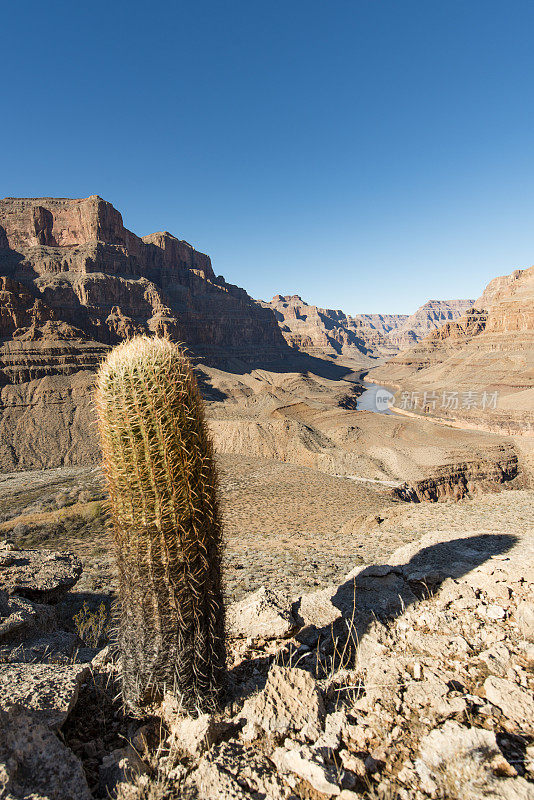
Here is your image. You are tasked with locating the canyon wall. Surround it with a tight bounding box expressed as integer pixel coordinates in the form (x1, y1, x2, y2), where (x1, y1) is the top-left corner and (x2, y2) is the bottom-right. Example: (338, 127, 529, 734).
(261, 295, 473, 361)
(0, 196, 290, 469)
(371, 266, 534, 435)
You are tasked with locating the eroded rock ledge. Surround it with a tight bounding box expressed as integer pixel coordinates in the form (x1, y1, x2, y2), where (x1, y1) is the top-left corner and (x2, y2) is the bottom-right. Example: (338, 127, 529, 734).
(1, 515, 533, 799)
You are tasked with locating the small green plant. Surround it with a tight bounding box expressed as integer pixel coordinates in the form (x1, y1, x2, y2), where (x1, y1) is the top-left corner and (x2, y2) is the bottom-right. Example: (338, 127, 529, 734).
(73, 602, 109, 648)
(94, 336, 225, 709)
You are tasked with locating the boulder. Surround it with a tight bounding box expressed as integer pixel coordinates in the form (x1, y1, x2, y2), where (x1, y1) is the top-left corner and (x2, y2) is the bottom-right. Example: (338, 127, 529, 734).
(0, 545, 82, 602)
(227, 586, 296, 640)
(192, 740, 290, 800)
(0, 591, 55, 642)
(240, 665, 324, 742)
(272, 742, 340, 796)
(416, 720, 533, 800)
(484, 676, 534, 733)
(0, 630, 77, 663)
(294, 563, 415, 629)
(0, 705, 91, 800)
(0, 662, 89, 730)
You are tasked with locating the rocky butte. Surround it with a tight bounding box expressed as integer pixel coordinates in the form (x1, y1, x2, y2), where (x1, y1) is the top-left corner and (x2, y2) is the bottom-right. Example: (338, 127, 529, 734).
(0, 196, 289, 469)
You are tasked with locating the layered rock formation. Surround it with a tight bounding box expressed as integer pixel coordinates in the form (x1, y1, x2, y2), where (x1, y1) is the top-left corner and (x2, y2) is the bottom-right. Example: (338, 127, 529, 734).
(0, 196, 286, 360)
(371, 266, 534, 435)
(0, 196, 289, 469)
(261, 295, 405, 360)
(262, 295, 473, 360)
(388, 298, 475, 350)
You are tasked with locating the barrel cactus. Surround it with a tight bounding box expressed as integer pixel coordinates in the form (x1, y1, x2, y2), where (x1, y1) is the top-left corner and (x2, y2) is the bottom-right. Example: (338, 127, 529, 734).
(94, 336, 225, 708)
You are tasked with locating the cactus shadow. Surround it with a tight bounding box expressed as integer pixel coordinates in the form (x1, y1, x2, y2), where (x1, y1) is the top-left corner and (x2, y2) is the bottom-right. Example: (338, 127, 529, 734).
(228, 532, 518, 701)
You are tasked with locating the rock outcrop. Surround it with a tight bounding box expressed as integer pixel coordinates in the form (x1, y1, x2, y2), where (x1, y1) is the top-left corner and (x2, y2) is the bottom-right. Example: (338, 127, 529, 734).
(371, 265, 534, 435)
(0, 196, 289, 470)
(0, 544, 92, 799)
(2, 488, 534, 799)
(261, 294, 473, 360)
(0, 545, 82, 602)
(123, 511, 534, 800)
(0, 706, 92, 800)
(388, 298, 475, 350)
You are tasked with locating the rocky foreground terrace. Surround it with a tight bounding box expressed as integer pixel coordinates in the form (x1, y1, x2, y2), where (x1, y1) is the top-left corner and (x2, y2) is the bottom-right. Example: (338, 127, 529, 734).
(0, 483, 533, 799)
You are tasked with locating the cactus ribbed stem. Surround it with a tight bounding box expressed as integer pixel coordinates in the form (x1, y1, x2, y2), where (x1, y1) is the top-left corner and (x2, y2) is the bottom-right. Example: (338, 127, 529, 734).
(94, 336, 225, 708)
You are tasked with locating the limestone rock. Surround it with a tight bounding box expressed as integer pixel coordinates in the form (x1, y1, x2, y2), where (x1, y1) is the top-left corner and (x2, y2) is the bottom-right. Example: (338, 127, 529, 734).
(484, 676, 534, 733)
(227, 586, 296, 640)
(403, 671, 466, 719)
(361, 654, 403, 712)
(435, 577, 478, 610)
(0, 705, 91, 800)
(314, 711, 347, 754)
(0, 591, 55, 642)
(0, 662, 89, 730)
(193, 740, 290, 800)
(240, 665, 324, 742)
(99, 745, 149, 797)
(272, 743, 340, 796)
(417, 720, 534, 800)
(168, 712, 231, 758)
(514, 600, 534, 641)
(0, 630, 77, 663)
(294, 563, 415, 629)
(518, 640, 534, 668)
(0, 546, 82, 602)
(478, 643, 514, 677)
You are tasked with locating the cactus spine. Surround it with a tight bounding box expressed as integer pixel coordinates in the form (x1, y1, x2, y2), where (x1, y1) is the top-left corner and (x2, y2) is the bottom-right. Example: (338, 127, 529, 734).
(94, 336, 225, 708)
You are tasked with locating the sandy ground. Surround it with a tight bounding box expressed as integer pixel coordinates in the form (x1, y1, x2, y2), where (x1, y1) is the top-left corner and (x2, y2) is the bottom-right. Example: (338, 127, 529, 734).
(1, 455, 531, 611)
(0, 456, 403, 604)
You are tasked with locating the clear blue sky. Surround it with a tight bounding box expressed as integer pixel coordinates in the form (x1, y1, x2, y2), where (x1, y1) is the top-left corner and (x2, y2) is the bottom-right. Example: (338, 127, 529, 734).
(2, 1, 534, 313)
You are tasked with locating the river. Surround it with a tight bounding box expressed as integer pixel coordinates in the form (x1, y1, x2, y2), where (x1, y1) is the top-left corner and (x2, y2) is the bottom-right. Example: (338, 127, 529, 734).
(356, 381, 395, 414)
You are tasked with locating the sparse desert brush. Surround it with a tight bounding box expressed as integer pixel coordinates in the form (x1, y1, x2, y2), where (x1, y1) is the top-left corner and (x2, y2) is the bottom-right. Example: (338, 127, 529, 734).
(94, 336, 225, 710)
(433, 748, 497, 800)
(73, 601, 109, 648)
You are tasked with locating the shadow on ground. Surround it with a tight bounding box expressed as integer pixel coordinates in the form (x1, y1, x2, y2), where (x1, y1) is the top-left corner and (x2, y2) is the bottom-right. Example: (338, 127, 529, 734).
(229, 533, 518, 696)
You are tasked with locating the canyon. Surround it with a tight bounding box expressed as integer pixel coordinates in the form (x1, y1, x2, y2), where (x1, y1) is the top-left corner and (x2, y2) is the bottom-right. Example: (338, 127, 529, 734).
(370, 265, 534, 438)
(0, 196, 291, 470)
(0, 196, 528, 504)
(261, 295, 474, 360)
(0, 197, 532, 800)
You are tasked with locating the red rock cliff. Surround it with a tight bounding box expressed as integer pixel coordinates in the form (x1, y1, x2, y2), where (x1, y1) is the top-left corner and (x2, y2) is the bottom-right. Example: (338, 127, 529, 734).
(0, 196, 289, 469)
